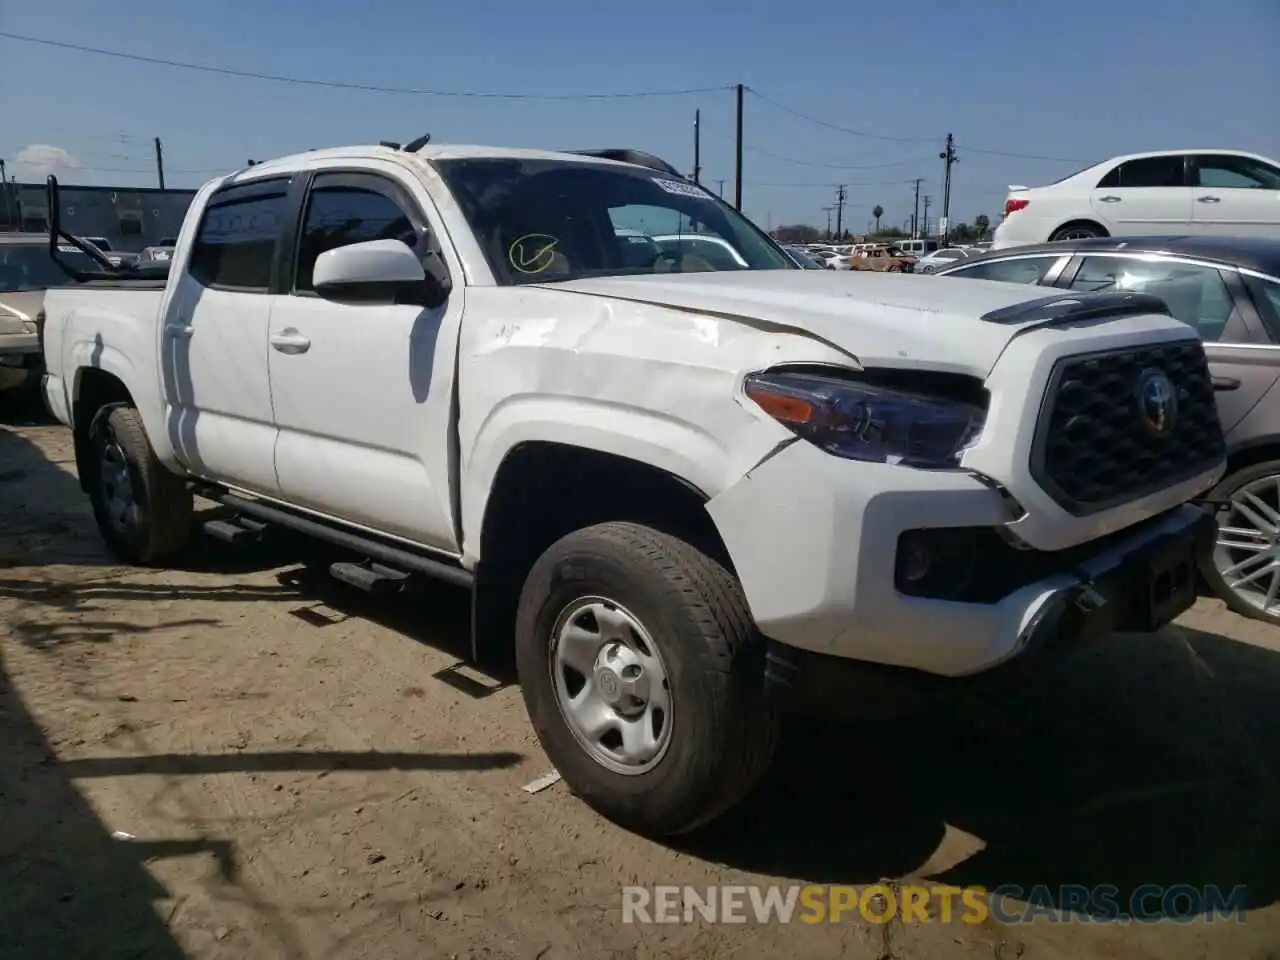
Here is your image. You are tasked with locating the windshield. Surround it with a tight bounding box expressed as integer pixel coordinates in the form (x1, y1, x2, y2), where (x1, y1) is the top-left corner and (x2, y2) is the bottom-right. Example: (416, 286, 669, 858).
(0, 245, 98, 291)
(433, 157, 794, 284)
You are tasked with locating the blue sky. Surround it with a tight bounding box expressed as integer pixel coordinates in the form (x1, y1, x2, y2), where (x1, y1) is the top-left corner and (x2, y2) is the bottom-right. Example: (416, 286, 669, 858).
(2, 0, 1276, 231)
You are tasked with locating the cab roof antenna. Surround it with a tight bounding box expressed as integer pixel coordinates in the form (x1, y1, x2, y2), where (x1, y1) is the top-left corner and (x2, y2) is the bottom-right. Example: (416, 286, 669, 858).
(403, 133, 432, 152)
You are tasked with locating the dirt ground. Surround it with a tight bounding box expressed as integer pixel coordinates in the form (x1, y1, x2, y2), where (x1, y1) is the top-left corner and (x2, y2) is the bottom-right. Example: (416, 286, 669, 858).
(2, 398, 1279, 960)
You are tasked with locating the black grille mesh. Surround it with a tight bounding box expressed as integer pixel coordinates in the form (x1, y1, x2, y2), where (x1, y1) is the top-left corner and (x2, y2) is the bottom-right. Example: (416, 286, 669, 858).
(1031, 340, 1224, 514)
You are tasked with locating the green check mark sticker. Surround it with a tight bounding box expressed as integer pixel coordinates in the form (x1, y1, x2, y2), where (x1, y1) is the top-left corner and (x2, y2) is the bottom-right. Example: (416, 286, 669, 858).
(509, 233, 560, 275)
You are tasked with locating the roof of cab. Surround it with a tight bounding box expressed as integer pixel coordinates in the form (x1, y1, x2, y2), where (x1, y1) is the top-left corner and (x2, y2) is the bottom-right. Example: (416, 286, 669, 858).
(231, 142, 643, 182)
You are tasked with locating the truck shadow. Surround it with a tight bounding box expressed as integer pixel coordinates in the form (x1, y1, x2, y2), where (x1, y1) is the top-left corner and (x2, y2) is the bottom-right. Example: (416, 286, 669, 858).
(0, 423, 298, 576)
(684, 622, 1280, 918)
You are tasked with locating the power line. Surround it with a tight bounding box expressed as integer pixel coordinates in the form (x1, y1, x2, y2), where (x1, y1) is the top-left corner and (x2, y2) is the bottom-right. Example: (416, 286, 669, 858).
(746, 88, 934, 145)
(0, 31, 732, 100)
(746, 178, 920, 188)
(746, 86, 1088, 163)
(700, 121, 931, 171)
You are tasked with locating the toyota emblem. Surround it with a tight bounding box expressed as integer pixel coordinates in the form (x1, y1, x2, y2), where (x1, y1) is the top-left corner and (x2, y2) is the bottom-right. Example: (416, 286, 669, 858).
(1135, 368, 1177, 437)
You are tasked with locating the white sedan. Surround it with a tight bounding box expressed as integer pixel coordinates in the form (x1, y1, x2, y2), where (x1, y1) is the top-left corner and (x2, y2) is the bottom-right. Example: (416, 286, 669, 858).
(992, 149, 1280, 250)
(914, 246, 976, 274)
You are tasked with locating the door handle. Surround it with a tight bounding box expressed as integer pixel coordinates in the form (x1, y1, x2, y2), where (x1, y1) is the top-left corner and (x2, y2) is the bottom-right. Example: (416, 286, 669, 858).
(163, 323, 194, 339)
(1196, 195, 1221, 203)
(1098, 195, 1122, 203)
(1212, 376, 1241, 391)
(269, 329, 311, 354)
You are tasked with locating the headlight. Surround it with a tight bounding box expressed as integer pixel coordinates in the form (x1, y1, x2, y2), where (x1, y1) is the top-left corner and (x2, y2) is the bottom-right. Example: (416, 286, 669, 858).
(743, 369, 986, 468)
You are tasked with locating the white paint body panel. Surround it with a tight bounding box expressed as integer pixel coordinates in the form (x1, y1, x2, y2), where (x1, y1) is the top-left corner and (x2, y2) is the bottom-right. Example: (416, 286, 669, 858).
(992, 148, 1280, 250)
(39, 141, 1227, 680)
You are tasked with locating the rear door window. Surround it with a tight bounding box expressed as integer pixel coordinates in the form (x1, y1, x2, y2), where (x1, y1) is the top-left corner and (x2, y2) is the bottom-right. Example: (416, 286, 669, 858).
(1095, 156, 1188, 188)
(188, 179, 290, 291)
(1068, 255, 1237, 341)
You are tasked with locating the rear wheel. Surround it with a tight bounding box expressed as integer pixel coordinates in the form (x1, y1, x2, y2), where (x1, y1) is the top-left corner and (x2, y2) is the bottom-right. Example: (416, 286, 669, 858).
(85, 403, 193, 564)
(1199, 459, 1280, 625)
(514, 521, 778, 837)
(1049, 221, 1107, 242)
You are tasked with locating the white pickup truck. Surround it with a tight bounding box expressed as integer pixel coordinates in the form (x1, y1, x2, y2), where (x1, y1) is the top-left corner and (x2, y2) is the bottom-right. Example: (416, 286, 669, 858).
(38, 141, 1225, 837)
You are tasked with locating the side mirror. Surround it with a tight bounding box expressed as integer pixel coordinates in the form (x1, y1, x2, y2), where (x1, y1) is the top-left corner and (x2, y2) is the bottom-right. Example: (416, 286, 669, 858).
(313, 239, 447, 308)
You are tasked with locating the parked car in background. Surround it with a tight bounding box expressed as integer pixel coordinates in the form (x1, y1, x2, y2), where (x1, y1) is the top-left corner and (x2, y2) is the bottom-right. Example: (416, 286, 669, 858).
(78, 235, 136, 269)
(782, 245, 827, 269)
(850, 244, 916, 273)
(894, 238, 941, 257)
(993, 150, 1280, 250)
(133, 245, 175, 266)
(937, 235, 1280, 624)
(915, 246, 976, 274)
(0, 234, 101, 393)
(816, 250, 852, 270)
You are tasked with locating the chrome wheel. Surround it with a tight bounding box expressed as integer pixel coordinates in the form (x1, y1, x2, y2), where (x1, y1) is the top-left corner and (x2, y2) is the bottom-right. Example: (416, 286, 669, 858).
(99, 439, 139, 535)
(549, 596, 673, 775)
(1052, 227, 1102, 241)
(1213, 474, 1280, 616)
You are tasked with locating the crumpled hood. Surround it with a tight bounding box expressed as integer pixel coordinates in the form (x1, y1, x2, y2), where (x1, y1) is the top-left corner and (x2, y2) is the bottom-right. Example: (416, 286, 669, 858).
(0, 291, 42, 336)
(539, 270, 1085, 377)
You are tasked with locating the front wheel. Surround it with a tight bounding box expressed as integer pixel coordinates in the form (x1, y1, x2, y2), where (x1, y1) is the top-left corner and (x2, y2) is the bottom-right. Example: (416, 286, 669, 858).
(1199, 460, 1280, 625)
(514, 521, 778, 837)
(85, 403, 193, 564)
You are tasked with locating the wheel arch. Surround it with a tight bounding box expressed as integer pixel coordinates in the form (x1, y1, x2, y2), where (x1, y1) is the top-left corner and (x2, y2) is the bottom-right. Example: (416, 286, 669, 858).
(470, 439, 738, 664)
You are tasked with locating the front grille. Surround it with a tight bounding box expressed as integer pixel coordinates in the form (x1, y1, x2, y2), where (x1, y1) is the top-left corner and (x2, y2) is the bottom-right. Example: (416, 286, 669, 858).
(1031, 340, 1224, 515)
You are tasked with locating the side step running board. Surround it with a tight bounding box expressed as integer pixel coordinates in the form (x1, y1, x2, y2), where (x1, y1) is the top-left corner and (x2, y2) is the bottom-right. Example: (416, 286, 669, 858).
(192, 484, 474, 590)
(330, 560, 411, 594)
(204, 516, 268, 544)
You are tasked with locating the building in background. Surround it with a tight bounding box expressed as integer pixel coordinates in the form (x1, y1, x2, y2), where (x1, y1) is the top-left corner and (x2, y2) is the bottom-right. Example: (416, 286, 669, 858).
(0, 181, 197, 252)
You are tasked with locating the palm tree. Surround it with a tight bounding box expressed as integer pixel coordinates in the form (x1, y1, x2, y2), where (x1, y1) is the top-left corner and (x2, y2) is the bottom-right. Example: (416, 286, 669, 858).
(872, 205, 884, 233)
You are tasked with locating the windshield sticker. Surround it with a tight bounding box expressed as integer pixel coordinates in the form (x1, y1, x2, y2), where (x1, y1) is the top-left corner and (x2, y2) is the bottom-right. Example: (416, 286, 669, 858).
(652, 178, 710, 199)
(508, 233, 560, 275)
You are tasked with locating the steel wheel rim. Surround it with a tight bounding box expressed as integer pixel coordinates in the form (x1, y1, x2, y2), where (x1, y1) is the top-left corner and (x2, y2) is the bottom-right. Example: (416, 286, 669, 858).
(1213, 474, 1280, 616)
(1054, 229, 1098, 241)
(99, 439, 138, 534)
(548, 596, 673, 776)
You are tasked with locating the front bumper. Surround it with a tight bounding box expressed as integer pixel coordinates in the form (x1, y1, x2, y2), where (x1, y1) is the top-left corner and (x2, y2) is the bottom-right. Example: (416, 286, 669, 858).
(706, 437, 1215, 680)
(763, 504, 1214, 718)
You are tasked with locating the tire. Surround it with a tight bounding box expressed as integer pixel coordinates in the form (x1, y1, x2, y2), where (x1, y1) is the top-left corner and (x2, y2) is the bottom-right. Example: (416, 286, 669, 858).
(85, 403, 193, 564)
(887, 264, 901, 273)
(1049, 221, 1107, 242)
(1197, 459, 1280, 626)
(922, 264, 936, 274)
(514, 521, 779, 837)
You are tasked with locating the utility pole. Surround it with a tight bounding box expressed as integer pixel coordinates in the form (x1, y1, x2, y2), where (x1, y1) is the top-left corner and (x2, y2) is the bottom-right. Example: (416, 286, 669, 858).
(154, 137, 166, 189)
(715, 178, 725, 198)
(834, 185, 847, 239)
(693, 110, 701, 184)
(911, 177, 923, 238)
(0, 159, 11, 229)
(822, 206, 834, 239)
(939, 133, 958, 243)
(922, 195, 932, 237)
(733, 83, 744, 211)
